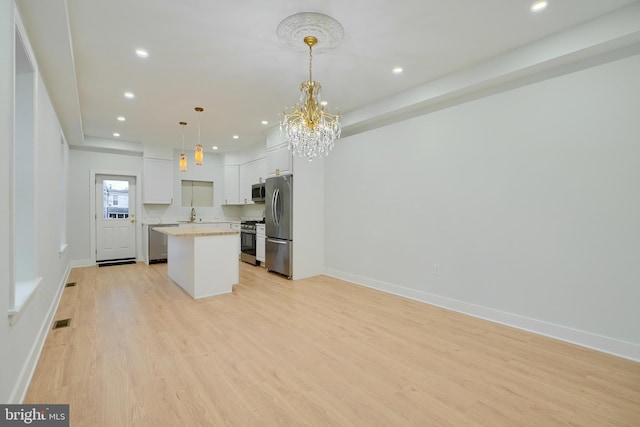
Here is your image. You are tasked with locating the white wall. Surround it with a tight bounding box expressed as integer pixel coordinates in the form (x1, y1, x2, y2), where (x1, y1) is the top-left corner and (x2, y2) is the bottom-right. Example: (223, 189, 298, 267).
(1, 3, 71, 402)
(0, 0, 15, 404)
(325, 53, 640, 361)
(67, 149, 143, 264)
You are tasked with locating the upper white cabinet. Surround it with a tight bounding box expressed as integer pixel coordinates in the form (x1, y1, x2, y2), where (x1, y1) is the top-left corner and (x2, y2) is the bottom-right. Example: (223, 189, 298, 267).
(237, 158, 267, 203)
(267, 144, 293, 177)
(239, 162, 254, 205)
(143, 158, 173, 204)
(223, 165, 239, 205)
(266, 128, 292, 177)
(254, 157, 267, 184)
(223, 143, 268, 204)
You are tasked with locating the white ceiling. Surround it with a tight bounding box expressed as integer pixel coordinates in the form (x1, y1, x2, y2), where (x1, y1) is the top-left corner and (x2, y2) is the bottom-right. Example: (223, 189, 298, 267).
(16, 0, 640, 154)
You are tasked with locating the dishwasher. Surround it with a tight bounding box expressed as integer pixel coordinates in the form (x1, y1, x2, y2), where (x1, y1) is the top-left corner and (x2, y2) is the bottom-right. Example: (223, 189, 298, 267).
(148, 224, 178, 263)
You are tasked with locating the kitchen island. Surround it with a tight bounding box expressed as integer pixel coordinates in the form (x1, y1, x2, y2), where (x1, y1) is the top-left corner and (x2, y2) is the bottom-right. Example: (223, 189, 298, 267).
(154, 226, 239, 299)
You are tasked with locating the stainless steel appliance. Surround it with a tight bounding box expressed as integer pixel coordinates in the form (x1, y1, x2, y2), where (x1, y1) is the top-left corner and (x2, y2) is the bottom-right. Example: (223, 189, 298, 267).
(240, 220, 259, 265)
(148, 224, 178, 263)
(265, 175, 293, 278)
(251, 182, 265, 203)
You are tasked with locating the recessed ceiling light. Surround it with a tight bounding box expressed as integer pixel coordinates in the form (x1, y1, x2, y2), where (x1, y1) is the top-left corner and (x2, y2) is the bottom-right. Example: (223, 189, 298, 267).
(233, 135, 239, 140)
(392, 67, 403, 74)
(212, 146, 218, 150)
(124, 92, 135, 99)
(261, 120, 268, 125)
(113, 132, 120, 137)
(117, 116, 126, 121)
(531, 0, 547, 12)
(135, 48, 149, 58)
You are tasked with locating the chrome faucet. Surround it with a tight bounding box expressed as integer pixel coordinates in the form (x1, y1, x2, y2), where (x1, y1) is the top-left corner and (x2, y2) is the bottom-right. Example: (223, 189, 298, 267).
(190, 207, 196, 222)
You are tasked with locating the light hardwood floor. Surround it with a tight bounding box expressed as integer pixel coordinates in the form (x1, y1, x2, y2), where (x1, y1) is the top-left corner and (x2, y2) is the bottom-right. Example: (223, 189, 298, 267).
(25, 262, 640, 426)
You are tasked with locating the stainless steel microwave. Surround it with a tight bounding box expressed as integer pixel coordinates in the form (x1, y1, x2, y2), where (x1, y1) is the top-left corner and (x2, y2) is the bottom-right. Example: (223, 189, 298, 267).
(251, 182, 265, 202)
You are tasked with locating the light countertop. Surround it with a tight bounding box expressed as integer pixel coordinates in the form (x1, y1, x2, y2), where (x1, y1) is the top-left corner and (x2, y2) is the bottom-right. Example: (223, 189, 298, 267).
(142, 220, 241, 225)
(153, 226, 239, 237)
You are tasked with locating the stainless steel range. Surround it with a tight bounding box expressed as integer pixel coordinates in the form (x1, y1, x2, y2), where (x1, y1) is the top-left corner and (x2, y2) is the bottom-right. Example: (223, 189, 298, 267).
(240, 220, 259, 265)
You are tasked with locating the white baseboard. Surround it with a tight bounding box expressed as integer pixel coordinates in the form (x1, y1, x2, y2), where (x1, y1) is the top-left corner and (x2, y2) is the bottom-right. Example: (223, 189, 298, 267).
(70, 258, 94, 268)
(10, 263, 71, 403)
(324, 268, 640, 363)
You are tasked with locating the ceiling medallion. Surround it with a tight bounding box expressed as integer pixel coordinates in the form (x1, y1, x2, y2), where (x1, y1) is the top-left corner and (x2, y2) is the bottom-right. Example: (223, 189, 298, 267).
(277, 12, 344, 53)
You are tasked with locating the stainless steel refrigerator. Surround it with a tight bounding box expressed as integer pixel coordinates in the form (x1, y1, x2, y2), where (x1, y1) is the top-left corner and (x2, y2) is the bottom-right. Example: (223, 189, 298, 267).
(265, 175, 293, 278)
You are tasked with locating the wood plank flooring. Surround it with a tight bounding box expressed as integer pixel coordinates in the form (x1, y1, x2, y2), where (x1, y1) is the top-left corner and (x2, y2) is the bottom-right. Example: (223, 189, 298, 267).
(25, 262, 640, 426)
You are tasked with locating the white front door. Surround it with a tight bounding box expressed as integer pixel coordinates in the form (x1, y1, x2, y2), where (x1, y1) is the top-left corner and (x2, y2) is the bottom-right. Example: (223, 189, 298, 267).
(96, 175, 136, 262)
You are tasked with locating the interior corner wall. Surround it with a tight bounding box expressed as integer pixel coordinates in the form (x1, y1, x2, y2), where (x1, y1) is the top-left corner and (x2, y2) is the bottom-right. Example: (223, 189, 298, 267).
(324, 53, 640, 361)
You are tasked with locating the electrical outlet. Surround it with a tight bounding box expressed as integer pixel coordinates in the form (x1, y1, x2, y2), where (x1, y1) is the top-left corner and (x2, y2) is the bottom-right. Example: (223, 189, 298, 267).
(434, 263, 441, 276)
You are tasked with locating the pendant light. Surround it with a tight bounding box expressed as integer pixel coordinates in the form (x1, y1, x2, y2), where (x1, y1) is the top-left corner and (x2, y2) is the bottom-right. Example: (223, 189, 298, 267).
(179, 121, 188, 172)
(194, 107, 204, 166)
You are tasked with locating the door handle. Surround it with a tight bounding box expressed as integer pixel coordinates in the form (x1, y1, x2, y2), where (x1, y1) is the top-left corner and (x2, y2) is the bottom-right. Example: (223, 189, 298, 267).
(271, 188, 278, 226)
(274, 188, 280, 227)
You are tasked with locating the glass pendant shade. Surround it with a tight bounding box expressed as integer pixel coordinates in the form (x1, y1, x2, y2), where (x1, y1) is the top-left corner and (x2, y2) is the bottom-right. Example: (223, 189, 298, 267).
(281, 36, 341, 161)
(195, 107, 204, 166)
(179, 153, 187, 172)
(195, 144, 203, 165)
(179, 121, 187, 172)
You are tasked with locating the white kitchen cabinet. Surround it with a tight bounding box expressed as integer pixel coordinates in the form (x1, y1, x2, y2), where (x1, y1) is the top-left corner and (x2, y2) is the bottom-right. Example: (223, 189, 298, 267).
(254, 157, 267, 184)
(237, 158, 267, 203)
(223, 165, 239, 205)
(143, 158, 173, 204)
(256, 223, 265, 263)
(231, 222, 241, 255)
(267, 143, 292, 177)
(239, 162, 255, 204)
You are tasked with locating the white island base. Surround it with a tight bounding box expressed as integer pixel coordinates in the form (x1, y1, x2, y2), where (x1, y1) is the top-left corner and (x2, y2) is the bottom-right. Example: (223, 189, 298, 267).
(157, 226, 239, 299)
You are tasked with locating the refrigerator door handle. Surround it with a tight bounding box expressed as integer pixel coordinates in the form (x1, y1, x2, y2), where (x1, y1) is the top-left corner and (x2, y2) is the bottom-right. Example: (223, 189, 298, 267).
(274, 188, 280, 227)
(271, 187, 278, 226)
(267, 238, 287, 245)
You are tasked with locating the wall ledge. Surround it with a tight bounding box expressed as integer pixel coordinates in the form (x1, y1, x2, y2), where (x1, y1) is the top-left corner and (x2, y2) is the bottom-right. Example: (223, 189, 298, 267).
(8, 277, 42, 326)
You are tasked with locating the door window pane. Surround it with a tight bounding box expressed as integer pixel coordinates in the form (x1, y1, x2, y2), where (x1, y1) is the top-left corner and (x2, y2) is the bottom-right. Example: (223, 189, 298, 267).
(103, 180, 129, 219)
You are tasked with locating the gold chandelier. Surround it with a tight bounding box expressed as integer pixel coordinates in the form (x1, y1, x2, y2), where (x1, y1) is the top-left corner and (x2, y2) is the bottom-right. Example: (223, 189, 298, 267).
(281, 36, 341, 161)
